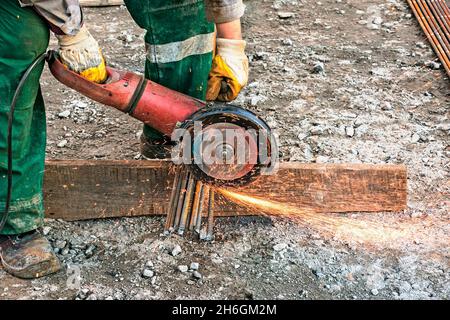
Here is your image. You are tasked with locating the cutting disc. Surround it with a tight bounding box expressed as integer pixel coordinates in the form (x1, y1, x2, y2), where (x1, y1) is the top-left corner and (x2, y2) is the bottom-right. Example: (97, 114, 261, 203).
(178, 104, 276, 186)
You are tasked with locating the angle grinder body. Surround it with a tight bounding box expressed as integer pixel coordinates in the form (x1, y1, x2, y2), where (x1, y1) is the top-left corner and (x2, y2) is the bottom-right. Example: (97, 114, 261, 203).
(47, 52, 275, 186)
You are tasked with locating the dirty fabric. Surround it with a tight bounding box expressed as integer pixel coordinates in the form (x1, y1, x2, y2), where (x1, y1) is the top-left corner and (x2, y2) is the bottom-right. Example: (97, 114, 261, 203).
(205, 0, 245, 23)
(0, 0, 50, 235)
(124, 0, 215, 140)
(18, 0, 82, 35)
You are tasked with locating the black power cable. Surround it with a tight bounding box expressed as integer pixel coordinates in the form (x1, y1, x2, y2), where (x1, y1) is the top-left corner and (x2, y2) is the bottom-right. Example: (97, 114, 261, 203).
(0, 52, 48, 233)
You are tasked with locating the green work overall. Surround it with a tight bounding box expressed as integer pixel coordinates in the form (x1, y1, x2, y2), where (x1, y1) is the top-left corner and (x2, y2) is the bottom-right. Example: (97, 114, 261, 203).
(124, 0, 215, 140)
(0, 0, 50, 235)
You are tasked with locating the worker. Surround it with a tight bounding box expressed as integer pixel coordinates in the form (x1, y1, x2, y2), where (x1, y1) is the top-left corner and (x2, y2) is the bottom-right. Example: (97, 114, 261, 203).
(0, 0, 249, 280)
(0, 0, 106, 279)
(123, 0, 250, 158)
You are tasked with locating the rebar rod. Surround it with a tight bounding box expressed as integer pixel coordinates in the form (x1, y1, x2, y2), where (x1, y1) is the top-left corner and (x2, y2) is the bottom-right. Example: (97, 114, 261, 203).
(164, 166, 182, 233)
(189, 181, 203, 231)
(429, 0, 450, 41)
(408, 0, 450, 76)
(418, 0, 450, 62)
(205, 189, 215, 241)
(177, 175, 195, 235)
(195, 185, 206, 234)
(173, 170, 189, 230)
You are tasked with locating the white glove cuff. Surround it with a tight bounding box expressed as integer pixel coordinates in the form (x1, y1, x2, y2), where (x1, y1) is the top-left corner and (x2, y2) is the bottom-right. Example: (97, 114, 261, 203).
(216, 38, 247, 56)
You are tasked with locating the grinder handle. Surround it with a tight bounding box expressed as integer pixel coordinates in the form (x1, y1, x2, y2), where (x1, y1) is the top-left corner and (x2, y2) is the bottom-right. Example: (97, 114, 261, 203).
(47, 50, 143, 113)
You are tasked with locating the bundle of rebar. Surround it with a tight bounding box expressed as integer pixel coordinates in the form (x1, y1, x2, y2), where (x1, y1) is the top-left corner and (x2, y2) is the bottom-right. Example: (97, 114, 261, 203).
(164, 166, 216, 241)
(407, 0, 450, 77)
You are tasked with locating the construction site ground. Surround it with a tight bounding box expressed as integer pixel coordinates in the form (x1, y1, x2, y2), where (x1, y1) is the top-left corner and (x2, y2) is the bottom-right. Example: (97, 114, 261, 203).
(1, 0, 449, 300)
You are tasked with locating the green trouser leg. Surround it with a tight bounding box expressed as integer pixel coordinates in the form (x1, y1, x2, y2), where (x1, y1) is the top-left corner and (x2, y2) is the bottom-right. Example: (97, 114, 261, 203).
(0, 0, 50, 235)
(124, 0, 215, 141)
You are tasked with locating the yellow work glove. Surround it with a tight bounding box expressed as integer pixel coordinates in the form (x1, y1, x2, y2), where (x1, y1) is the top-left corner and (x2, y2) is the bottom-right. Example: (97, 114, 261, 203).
(56, 25, 107, 84)
(206, 38, 249, 102)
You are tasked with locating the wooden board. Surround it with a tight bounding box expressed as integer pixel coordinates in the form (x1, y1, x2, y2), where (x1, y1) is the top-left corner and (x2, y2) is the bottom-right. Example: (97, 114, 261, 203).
(80, 0, 124, 7)
(43, 160, 407, 221)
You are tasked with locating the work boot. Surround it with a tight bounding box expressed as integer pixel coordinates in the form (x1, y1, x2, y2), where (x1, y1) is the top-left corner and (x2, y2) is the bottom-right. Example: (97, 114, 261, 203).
(140, 134, 175, 159)
(0, 230, 61, 279)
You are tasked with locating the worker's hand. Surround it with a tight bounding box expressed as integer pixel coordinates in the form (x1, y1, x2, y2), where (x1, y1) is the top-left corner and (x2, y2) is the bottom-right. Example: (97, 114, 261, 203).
(206, 38, 249, 102)
(56, 25, 107, 84)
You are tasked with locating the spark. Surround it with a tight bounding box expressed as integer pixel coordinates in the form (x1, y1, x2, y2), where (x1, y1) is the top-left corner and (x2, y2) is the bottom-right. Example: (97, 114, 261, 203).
(217, 188, 444, 248)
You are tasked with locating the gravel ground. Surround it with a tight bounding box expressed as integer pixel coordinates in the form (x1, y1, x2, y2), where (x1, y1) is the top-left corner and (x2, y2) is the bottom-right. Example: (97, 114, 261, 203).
(0, 0, 449, 300)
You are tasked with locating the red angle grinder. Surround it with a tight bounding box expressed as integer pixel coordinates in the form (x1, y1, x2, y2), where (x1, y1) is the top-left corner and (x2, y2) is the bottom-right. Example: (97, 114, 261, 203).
(47, 51, 276, 186)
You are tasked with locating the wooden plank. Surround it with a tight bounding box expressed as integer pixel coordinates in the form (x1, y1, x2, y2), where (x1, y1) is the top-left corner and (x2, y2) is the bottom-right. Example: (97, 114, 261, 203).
(80, 0, 124, 7)
(43, 160, 407, 221)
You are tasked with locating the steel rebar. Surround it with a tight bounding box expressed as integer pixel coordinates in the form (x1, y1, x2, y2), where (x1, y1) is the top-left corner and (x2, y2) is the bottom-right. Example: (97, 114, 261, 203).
(195, 185, 206, 234)
(416, 0, 450, 65)
(164, 166, 182, 233)
(418, 0, 450, 61)
(178, 175, 196, 235)
(437, 0, 450, 18)
(205, 188, 215, 241)
(189, 181, 203, 231)
(163, 167, 217, 240)
(430, 0, 450, 39)
(173, 170, 189, 230)
(408, 0, 450, 76)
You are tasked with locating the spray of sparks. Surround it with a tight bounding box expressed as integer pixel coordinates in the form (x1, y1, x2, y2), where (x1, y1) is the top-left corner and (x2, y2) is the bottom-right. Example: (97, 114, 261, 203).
(217, 188, 449, 249)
